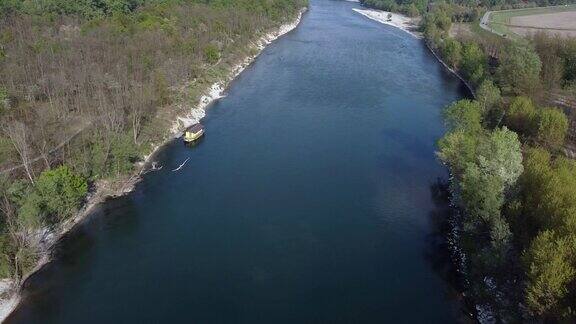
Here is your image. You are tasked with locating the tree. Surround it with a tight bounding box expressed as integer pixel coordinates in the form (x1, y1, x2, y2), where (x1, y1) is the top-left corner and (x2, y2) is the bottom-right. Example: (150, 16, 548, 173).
(536, 107, 568, 150)
(460, 42, 487, 86)
(515, 147, 553, 237)
(2, 121, 35, 184)
(35, 166, 88, 221)
(442, 38, 462, 69)
(0, 87, 8, 113)
(443, 99, 483, 133)
(406, 4, 418, 17)
(488, 213, 513, 267)
(456, 127, 523, 232)
(0, 177, 39, 283)
(559, 38, 576, 84)
(431, 5, 452, 32)
(533, 32, 564, 91)
(109, 134, 139, 177)
(476, 79, 501, 114)
(460, 162, 504, 231)
(203, 44, 220, 65)
(539, 158, 576, 231)
(505, 96, 536, 137)
(497, 44, 542, 96)
(524, 230, 576, 317)
(437, 129, 478, 176)
(104, 0, 138, 15)
(477, 127, 523, 188)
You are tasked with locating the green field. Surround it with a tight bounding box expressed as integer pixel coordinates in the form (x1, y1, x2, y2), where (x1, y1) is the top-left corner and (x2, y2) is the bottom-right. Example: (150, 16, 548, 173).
(486, 4, 576, 39)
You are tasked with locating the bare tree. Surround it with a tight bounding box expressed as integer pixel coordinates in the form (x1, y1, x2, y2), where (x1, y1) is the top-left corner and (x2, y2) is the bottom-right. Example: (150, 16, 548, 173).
(129, 84, 150, 145)
(0, 183, 29, 286)
(2, 121, 35, 184)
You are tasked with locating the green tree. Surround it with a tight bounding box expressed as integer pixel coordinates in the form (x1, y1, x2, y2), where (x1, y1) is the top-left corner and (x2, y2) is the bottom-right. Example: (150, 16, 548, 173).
(532, 32, 564, 90)
(437, 130, 479, 176)
(203, 44, 220, 65)
(441, 38, 462, 69)
(540, 158, 576, 231)
(497, 44, 542, 96)
(443, 99, 483, 133)
(506, 96, 536, 137)
(536, 107, 568, 150)
(109, 135, 139, 177)
(406, 4, 419, 17)
(524, 230, 576, 317)
(560, 38, 576, 84)
(477, 127, 523, 188)
(0, 87, 7, 113)
(460, 42, 487, 86)
(460, 162, 504, 231)
(104, 0, 140, 14)
(18, 192, 44, 228)
(476, 79, 501, 114)
(35, 166, 88, 221)
(515, 147, 553, 238)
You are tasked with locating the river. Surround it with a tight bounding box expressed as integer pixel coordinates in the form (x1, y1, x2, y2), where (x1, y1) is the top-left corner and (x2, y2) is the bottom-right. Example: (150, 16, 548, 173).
(7, 0, 470, 322)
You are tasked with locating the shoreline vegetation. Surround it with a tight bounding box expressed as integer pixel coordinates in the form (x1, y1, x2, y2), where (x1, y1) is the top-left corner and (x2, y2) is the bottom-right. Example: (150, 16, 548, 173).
(361, 0, 576, 322)
(0, 1, 307, 321)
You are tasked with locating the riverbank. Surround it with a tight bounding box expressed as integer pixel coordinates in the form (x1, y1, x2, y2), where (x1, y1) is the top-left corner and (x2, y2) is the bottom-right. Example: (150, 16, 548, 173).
(352, 8, 421, 38)
(425, 44, 476, 97)
(353, 7, 475, 97)
(0, 8, 306, 322)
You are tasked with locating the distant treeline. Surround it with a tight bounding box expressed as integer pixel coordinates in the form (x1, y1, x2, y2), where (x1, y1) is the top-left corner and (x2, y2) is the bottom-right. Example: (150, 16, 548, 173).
(0, 0, 302, 19)
(0, 0, 305, 286)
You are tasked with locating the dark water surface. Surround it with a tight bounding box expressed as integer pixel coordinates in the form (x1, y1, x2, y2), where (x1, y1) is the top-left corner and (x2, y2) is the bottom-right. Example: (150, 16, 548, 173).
(8, 0, 470, 322)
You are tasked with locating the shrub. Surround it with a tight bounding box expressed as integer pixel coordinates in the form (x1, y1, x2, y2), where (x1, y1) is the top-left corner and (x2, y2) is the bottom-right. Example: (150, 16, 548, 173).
(203, 44, 220, 65)
(35, 166, 88, 221)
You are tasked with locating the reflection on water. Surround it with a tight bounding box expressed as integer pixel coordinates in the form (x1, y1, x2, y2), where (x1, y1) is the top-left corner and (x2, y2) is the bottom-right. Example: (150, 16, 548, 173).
(183, 135, 206, 148)
(424, 179, 475, 323)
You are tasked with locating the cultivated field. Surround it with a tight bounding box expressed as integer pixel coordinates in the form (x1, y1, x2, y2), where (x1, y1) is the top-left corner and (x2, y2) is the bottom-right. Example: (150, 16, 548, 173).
(483, 5, 576, 39)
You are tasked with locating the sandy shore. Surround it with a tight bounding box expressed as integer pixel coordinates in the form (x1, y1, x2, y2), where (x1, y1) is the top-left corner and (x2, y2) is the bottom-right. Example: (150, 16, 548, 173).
(0, 8, 306, 323)
(353, 8, 421, 38)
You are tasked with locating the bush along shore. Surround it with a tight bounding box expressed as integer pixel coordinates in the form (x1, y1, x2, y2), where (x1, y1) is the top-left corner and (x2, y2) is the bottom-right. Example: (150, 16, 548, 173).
(0, 0, 307, 319)
(361, 0, 576, 322)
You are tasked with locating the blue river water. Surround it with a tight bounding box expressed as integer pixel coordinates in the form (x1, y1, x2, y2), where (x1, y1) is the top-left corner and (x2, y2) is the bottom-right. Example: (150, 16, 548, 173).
(7, 0, 470, 322)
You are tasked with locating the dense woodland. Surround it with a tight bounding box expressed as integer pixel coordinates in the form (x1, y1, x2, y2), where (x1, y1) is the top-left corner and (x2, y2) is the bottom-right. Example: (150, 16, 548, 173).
(0, 0, 305, 286)
(361, 0, 576, 321)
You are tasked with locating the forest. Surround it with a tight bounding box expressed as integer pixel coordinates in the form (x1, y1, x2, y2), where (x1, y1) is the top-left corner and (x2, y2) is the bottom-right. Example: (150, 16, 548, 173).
(0, 0, 305, 286)
(365, 0, 576, 321)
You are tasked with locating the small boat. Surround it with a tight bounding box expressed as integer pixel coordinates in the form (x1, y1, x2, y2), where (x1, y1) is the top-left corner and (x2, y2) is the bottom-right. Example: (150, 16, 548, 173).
(183, 123, 205, 143)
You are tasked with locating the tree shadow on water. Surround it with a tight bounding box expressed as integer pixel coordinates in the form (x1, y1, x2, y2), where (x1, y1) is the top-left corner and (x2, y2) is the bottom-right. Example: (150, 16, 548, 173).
(424, 177, 476, 323)
(7, 195, 140, 323)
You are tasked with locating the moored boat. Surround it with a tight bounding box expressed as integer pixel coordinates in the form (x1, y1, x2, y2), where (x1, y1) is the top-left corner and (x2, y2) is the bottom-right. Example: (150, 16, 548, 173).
(183, 123, 205, 143)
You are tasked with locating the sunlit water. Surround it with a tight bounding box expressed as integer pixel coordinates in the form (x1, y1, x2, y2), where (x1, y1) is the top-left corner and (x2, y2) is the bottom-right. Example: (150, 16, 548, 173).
(8, 0, 469, 322)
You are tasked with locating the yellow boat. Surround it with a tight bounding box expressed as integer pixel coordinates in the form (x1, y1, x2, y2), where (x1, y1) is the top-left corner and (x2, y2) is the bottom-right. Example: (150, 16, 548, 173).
(183, 123, 205, 143)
